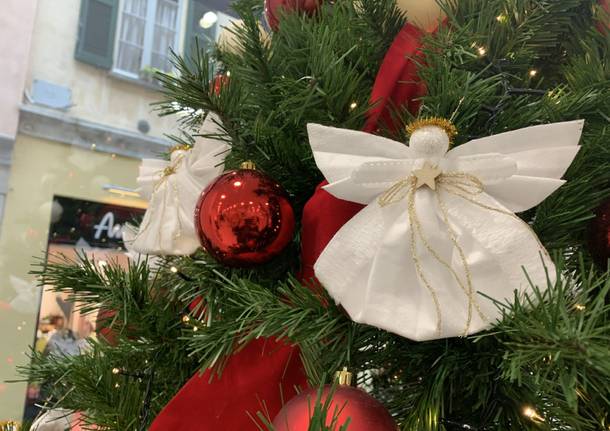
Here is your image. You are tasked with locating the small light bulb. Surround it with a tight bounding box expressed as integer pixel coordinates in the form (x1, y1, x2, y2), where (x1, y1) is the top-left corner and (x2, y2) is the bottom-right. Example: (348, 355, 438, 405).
(575, 304, 586, 311)
(182, 315, 190, 323)
(477, 46, 487, 57)
(170, 266, 178, 273)
(91, 143, 97, 150)
(523, 406, 544, 422)
(112, 367, 120, 375)
(193, 326, 199, 332)
(226, 70, 231, 77)
(114, 382, 120, 388)
(496, 14, 507, 23)
(349, 102, 358, 111)
(529, 69, 538, 77)
(199, 11, 218, 29)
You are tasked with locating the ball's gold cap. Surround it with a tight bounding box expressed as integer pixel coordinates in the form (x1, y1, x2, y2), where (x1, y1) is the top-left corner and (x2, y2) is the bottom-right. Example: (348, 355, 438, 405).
(334, 367, 353, 386)
(240, 160, 257, 170)
(406, 117, 458, 142)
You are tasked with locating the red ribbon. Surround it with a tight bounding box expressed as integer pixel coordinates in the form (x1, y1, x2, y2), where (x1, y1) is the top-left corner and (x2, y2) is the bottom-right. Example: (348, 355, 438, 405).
(598, 0, 609, 33)
(148, 338, 307, 430)
(363, 23, 426, 134)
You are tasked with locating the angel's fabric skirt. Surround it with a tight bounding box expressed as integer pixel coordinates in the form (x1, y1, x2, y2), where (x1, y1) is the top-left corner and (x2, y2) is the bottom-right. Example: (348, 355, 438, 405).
(131, 173, 203, 256)
(314, 187, 554, 341)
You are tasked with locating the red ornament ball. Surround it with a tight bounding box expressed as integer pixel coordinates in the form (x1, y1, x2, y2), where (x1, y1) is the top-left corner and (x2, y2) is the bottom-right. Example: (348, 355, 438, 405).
(211, 73, 229, 96)
(273, 385, 397, 431)
(588, 198, 610, 269)
(265, 0, 323, 31)
(195, 166, 295, 266)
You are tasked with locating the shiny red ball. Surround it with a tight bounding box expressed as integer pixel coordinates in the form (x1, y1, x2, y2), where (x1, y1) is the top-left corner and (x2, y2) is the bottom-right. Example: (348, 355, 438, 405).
(273, 386, 397, 431)
(265, 0, 323, 31)
(211, 73, 229, 96)
(588, 198, 610, 269)
(195, 168, 295, 266)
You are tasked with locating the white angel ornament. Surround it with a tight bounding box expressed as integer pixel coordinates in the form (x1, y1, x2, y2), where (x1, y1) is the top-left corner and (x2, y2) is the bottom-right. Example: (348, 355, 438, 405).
(308, 118, 584, 341)
(132, 114, 230, 255)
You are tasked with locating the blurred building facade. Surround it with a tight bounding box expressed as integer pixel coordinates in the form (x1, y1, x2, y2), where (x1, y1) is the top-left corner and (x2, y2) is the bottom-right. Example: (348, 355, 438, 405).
(0, 0, 233, 421)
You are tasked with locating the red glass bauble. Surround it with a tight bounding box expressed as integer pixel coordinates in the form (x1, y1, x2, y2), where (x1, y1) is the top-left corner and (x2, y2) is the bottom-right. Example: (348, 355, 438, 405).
(96, 307, 118, 345)
(211, 73, 229, 95)
(195, 168, 295, 266)
(588, 198, 610, 269)
(272, 385, 397, 431)
(265, 0, 323, 31)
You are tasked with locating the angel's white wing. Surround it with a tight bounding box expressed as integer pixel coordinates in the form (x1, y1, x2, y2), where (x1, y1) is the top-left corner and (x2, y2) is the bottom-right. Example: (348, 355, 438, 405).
(137, 159, 167, 200)
(447, 120, 583, 212)
(307, 124, 413, 204)
(189, 113, 230, 175)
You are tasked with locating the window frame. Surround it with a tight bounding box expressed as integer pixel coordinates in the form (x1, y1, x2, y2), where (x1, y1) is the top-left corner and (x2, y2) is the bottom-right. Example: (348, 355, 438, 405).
(112, 0, 185, 79)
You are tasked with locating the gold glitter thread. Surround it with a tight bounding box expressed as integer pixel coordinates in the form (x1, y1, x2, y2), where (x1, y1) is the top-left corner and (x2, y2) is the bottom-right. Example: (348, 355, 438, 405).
(407, 179, 443, 336)
(406, 117, 458, 143)
(170, 144, 191, 154)
(407, 177, 486, 336)
(435, 177, 490, 329)
(379, 171, 503, 337)
(411, 193, 484, 335)
(163, 165, 177, 177)
(379, 178, 411, 207)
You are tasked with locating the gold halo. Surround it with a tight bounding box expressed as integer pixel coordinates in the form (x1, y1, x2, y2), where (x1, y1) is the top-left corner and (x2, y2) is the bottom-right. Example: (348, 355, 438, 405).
(406, 117, 458, 142)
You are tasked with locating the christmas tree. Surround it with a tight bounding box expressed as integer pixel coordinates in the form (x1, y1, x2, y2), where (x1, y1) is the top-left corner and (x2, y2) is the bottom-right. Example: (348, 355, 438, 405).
(21, 0, 610, 430)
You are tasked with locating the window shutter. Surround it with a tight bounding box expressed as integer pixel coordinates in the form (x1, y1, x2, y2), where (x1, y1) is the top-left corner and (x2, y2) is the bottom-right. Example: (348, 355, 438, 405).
(184, 0, 219, 59)
(75, 0, 119, 69)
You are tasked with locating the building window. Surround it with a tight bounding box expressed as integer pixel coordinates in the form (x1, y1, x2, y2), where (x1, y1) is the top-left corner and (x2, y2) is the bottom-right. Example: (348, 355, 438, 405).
(75, 0, 236, 81)
(115, 0, 181, 77)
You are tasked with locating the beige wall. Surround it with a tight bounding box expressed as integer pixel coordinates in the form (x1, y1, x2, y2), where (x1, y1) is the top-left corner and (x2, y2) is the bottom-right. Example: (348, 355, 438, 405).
(0, 0, 38, 138)
(27, 0, 184, 139)
(0, 135, 146, 420)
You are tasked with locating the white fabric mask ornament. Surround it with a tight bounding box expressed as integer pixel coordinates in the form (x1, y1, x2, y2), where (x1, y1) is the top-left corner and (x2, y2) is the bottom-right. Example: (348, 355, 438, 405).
(308, 118, 583, 341)
(132, 114, 230, 255)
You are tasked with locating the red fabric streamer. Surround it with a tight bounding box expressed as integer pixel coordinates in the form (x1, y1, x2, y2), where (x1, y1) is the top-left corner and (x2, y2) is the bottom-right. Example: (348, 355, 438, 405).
(148, 338, 307, 430)
(363, 23, 426, 133)
(598, 0, 609, 33)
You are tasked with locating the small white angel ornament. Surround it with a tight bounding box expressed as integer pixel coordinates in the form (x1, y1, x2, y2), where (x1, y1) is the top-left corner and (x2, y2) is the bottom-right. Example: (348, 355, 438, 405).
(308, 118, 584, 341)
(132, 114, 230, 255)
